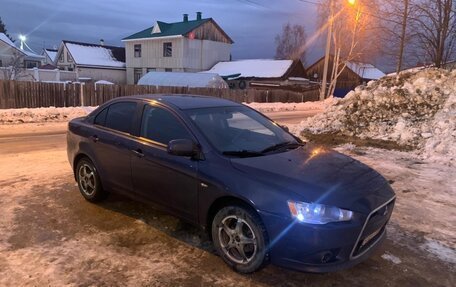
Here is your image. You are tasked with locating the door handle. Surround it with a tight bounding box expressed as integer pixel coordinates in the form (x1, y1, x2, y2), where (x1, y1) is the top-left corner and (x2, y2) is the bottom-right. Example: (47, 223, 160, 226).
(131, 148, 144, 158)
(91, 135, 99, 143)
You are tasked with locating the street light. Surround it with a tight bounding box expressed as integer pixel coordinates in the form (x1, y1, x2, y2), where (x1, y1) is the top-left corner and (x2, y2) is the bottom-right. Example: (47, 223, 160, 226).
(19, 34, 27, 50)
(320, 0, 357, 100)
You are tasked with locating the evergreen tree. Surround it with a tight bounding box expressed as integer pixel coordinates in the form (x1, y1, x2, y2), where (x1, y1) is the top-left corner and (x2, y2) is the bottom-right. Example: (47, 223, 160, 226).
(0, 17, 14, 42)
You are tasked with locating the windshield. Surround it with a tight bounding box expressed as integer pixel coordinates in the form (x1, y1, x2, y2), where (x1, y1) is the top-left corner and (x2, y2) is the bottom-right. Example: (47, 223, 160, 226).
(185, 106, 299, 156)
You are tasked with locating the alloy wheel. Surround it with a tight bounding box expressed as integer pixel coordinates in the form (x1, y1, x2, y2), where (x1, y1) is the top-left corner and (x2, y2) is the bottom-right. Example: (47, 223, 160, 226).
(78, 163, 96, 196)
(218, 215, 258, 264)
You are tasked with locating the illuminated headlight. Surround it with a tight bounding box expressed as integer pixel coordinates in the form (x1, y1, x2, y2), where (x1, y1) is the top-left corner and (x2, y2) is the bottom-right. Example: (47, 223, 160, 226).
(288, 201, 353, 224)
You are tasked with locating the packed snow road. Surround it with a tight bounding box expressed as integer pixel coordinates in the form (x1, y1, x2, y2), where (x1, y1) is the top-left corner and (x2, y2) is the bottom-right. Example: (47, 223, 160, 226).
(0, 120, 455, 286)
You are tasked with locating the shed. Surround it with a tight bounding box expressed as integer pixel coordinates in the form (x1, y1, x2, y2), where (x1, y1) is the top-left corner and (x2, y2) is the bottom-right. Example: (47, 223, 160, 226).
(138, 72, 228, 89)
(203, 59, 310, 91)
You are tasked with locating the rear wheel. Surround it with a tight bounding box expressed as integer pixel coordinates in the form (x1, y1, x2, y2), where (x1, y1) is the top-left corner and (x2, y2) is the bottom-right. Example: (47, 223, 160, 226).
(212, 205, 269, 273)
(76, 158, 107, 202)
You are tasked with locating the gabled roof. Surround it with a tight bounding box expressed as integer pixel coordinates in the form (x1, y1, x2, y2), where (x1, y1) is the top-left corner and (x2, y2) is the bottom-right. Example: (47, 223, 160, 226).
(123, 18, 209, 41)
(0, 32, 25, 55)
(346, 61, 385, 80)
(43, 48, 58, 62)
(61, 40, 125, 69)
(123, 18, 233, 43)
(306, 56, 385, 80)
(204, 59, 296, 79)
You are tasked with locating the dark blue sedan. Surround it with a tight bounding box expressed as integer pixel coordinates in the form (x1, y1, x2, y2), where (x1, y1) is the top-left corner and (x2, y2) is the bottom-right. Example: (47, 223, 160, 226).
(67, 95, 395, 273)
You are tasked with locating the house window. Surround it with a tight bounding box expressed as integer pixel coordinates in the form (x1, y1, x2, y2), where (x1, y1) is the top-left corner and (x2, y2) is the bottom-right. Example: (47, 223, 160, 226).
(67, 52, 73, 62)
(134, 68, 143, 84)
(59, 52, 64, 62)
(134, 44, 142, 58)
(147, 68, 156, 73)
(25, 61, 39, 69)
(163, 42, 172, 57)
(165, 68, 172, 72)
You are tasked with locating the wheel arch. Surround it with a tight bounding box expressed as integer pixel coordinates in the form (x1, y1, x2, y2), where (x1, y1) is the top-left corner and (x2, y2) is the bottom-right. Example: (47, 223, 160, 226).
(205, 196, 260, 238)
(73, 153, 94, 180)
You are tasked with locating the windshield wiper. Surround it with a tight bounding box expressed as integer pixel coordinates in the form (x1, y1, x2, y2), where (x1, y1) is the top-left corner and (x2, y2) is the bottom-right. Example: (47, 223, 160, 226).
(261, 141, 304, 154)
(222, 150, 264, 158)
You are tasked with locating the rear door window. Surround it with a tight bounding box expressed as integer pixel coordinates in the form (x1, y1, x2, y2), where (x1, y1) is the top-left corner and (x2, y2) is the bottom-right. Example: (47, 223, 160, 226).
(140, 105, 192, 145)
(104, 102, 137, 134)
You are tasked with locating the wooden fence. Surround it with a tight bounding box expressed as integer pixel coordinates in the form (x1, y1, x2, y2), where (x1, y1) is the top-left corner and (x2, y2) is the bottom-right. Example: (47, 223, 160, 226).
(0, 80, 320, 109)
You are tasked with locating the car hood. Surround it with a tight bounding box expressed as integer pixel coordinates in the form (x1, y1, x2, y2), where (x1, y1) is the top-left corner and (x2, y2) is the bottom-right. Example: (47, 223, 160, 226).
(230, 144, 395, 214)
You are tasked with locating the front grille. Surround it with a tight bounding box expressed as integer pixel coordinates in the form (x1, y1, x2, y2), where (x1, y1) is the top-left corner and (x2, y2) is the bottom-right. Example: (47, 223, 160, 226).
(351, 198, 395, 258)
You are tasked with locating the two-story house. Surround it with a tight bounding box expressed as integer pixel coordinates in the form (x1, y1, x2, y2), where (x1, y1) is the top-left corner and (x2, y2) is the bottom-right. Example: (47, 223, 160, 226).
(122, 12, 233, 84)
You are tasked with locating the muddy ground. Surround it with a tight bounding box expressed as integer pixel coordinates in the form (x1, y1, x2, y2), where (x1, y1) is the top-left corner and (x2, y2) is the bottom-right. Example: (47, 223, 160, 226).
(0, 123, 455, 286)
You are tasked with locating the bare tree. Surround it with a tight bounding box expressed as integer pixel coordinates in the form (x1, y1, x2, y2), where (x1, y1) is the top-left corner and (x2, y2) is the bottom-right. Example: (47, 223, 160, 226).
(409, 0, 456, 67)
(317, 0, 382, 97)
(1, 52, 27, 80)
(274, 23, 307, 64)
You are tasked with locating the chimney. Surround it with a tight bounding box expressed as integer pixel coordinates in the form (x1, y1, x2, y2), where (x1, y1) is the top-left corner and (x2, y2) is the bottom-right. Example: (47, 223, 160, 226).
(196, 12, 202, 20)
(183, 14, 189, 22)
(100, 39, 104, 46)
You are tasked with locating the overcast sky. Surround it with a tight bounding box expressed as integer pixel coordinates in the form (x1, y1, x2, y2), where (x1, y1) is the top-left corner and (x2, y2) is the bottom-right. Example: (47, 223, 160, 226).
(1, 0, 323, 64)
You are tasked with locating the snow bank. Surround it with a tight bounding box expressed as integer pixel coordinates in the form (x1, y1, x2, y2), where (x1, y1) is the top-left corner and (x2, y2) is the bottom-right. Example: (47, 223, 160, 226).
(0, 106, 96, 124)
(245, 97, 337, 113)
(297, 69, 456, 165)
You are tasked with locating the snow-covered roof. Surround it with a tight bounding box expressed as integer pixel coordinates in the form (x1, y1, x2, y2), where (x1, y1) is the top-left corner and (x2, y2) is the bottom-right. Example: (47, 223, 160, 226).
(346, 62, 385, 80)
(138, 72, 228, 89)
(0, 33, 16, 47)
(64, 41, 125, 68)
(22, 49, 45, 60)
(204, 59, 294, 78)
(44, 49, 58, 62)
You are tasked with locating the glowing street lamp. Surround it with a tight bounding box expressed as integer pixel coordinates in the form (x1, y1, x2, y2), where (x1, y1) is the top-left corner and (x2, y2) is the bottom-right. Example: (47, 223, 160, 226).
(19, 34, 27, 50)
(348, 0, 356, 6)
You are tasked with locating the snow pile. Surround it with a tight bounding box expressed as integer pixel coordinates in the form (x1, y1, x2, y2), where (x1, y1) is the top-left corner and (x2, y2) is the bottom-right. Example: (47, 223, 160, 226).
(0, 106, 96, 124)
(297, 69, 456, 164)
(245, 97, 337, 113)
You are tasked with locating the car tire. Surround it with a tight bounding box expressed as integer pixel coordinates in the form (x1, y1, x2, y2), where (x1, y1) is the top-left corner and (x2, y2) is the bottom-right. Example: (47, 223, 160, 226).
(75, 158, 107, 202)
(212, 205, 269, 273)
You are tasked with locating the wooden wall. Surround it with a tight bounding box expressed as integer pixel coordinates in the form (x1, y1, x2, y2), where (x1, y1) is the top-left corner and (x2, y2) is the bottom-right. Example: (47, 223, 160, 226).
(306, 58, 363, 89)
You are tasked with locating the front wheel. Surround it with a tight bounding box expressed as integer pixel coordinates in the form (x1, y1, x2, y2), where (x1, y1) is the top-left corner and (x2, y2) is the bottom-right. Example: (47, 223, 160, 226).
(212, 205, 269, 273)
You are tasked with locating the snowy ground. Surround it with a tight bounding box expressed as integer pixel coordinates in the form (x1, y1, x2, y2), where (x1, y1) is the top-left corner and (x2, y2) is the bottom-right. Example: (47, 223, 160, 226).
(0, 117, 455, 286)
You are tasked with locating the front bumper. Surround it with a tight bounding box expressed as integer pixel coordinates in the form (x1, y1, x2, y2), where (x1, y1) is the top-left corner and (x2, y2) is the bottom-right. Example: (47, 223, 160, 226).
(259, 197, 395, 273)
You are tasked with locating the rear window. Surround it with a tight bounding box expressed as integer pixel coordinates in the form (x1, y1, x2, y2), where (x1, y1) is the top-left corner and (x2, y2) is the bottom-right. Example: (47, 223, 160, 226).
(102, 102, 136, 134)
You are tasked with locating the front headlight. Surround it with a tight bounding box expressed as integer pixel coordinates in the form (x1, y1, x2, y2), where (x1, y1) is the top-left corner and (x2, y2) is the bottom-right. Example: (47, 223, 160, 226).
(288, 201, 353, 224)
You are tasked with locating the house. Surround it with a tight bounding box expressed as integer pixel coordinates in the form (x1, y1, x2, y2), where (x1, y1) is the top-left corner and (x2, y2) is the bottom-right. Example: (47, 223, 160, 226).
(122, 12, 233, 84)
(306, 56, 385, 96)
(204, 59, 312, 91)
(42, 48, 58, 65)
(0, 32, 44, 69)
(55, 40, 126, 84)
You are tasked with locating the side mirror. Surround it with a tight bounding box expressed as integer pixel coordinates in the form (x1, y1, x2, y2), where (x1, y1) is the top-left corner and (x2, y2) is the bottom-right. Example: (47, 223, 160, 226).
(167, 139, 198, 157)
(280, 125, 289, 132)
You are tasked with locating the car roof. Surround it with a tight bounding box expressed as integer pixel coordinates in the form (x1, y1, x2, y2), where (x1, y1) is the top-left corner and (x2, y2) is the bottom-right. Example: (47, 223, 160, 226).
(124, 94, 242, 110)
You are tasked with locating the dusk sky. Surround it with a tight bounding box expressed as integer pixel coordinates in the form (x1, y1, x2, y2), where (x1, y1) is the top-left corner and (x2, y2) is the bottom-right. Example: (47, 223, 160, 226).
(1, 0, 323, 64)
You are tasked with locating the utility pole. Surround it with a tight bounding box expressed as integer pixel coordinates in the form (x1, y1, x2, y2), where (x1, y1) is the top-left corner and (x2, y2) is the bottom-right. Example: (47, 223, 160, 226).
(320, 0, 334, 100)
(396, 0, 409, 74)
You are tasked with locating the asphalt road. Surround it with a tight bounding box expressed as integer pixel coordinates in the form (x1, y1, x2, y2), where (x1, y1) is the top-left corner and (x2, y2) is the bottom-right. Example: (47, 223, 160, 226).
(0, 110, 317, 155)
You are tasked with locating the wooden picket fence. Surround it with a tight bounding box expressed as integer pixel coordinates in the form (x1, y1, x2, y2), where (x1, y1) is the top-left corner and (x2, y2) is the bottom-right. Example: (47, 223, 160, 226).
(0, 80, 320, 109)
